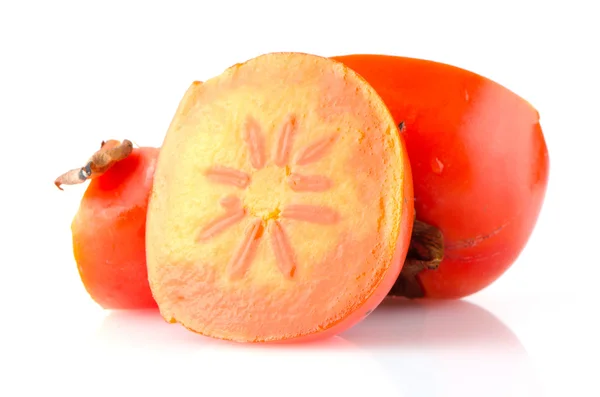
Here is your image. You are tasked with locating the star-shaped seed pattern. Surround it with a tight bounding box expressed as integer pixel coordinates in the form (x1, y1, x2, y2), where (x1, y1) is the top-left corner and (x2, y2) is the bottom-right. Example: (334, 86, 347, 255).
(198, 114, 341, 279)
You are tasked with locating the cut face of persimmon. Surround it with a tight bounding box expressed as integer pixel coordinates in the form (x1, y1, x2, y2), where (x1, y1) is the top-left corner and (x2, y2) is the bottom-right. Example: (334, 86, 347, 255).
(146, 52, 414, 343)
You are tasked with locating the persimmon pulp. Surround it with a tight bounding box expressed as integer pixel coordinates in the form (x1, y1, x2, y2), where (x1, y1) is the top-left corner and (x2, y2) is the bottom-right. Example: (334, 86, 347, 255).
(146, 52, 414, 343)
(72, 146, 159, 309)
(332, 54, 549, 299)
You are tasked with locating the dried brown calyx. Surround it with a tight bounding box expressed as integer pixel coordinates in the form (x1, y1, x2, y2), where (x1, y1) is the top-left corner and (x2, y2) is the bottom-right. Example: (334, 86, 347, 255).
(54, 139, 133, 190)
(388, 216, 444, 298)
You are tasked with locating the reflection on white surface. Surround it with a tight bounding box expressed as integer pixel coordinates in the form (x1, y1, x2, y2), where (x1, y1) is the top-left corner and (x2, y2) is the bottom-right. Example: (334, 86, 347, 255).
(343, 298, 525, 350)
(94, 299, 540, 396)
(343, 299, 542, 396)
(9, 298, 542, 396)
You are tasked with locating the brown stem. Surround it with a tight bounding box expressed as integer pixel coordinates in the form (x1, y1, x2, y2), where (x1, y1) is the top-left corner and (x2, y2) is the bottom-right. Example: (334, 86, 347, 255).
(54, 139, 133, 190)
(388, 217, 444, 298)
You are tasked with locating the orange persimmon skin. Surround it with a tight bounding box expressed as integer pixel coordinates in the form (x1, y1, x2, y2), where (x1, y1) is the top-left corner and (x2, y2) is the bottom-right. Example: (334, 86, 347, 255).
(332, 54, 550, 298)
(72, 147, 159, 309)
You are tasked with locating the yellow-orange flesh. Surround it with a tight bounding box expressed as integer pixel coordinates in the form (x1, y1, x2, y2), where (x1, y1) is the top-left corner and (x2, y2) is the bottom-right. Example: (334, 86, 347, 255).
(146, 52, 413, 342)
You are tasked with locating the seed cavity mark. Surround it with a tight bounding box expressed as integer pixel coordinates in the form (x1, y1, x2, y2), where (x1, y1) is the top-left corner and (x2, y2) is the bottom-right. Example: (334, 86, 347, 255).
(293, 133, 338, 166)
(281, 204, 340, 224)
(269, 221, 296, 278)
(205, 165, 251, 189)
(243, 116, 266, 169)
(227, 219, 264, 279)
(273, 115, 297, 167)
(219, 195, 242, 210)
(287, 173, 333, 192)
(198, 208, 246, 241)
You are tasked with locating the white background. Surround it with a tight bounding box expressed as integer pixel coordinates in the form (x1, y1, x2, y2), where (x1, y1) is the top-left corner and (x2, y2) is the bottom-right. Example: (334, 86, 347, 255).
(1, 1, 598, 396)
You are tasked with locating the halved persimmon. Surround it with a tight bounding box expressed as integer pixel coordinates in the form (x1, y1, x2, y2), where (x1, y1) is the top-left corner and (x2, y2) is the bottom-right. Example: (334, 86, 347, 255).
(146, 52, 414, 343)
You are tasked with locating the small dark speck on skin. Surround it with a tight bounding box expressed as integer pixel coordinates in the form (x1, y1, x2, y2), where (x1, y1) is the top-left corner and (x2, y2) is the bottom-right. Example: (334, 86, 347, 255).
(398, 121, 405, 131)
(364, 309, 373, 318)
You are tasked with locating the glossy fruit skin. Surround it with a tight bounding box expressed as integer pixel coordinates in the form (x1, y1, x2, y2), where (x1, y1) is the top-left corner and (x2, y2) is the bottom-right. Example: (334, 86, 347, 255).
(332, 54, 550, 298)
(72, 147, 159, 309)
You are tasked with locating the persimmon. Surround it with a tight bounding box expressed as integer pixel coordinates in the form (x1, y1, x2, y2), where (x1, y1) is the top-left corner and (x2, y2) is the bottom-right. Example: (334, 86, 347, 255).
(59, 141, 160, 309)
(145, 52, 414, 342)
(332, 54, 549, 299)
(58, 52, 549, 315)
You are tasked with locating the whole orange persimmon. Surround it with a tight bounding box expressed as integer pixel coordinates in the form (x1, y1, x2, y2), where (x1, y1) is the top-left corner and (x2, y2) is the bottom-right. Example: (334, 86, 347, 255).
(67, 144, 159, 309)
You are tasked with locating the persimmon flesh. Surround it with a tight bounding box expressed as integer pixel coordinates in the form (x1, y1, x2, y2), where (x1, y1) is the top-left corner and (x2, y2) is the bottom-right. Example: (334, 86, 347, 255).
(332, 54, 550, 299)
(146, 52, 414, 342)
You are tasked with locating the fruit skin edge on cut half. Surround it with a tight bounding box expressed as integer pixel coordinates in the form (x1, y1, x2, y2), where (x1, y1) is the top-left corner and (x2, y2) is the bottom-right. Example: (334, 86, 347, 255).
(145, 52, 414, 343)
